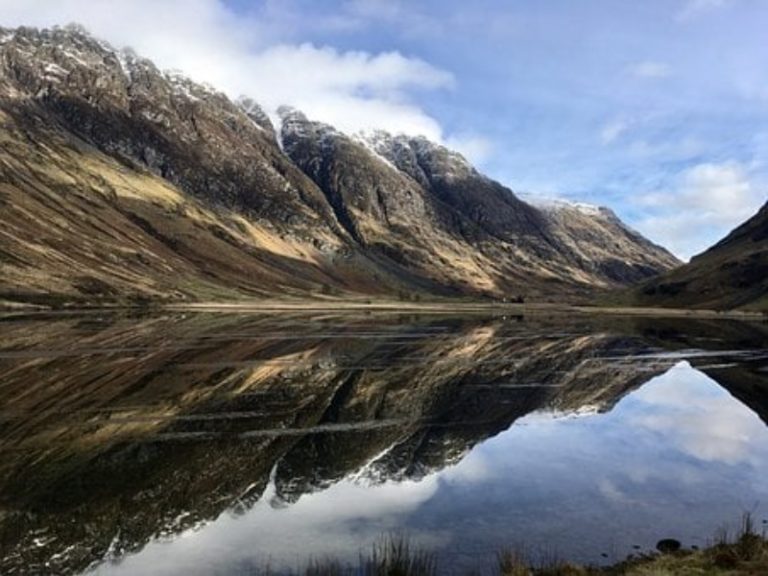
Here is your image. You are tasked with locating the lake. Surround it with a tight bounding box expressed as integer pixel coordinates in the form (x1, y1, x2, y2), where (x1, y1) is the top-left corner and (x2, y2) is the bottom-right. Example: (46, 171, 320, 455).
(1, 311, 767, 575)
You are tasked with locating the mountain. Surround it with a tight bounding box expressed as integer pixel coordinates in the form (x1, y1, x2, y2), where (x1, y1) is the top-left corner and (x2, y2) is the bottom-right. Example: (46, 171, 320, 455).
(626, 201, 768, 311)
(0, 25, 679, 305)
(527, 197, 680, 284)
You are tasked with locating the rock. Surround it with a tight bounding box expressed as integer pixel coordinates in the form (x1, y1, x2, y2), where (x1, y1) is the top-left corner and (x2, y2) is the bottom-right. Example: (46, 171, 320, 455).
(656, 539, 682, 553)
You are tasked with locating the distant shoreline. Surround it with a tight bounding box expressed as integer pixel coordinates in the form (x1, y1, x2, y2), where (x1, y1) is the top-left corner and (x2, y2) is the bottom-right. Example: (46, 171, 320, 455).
(164, 300, 766, 320)
(1, 297, 765, 320)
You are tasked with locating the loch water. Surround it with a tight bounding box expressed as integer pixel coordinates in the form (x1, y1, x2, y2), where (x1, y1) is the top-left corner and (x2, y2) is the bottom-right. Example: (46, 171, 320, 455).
(1, 311, 767, 575)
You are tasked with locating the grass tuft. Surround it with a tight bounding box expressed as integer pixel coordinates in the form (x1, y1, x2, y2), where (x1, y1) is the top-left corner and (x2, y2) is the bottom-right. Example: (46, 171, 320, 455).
(363, 535, 438, 576)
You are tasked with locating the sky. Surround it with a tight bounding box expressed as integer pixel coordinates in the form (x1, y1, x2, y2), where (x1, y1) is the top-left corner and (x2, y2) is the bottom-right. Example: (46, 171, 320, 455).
(1, 0, 767, 259)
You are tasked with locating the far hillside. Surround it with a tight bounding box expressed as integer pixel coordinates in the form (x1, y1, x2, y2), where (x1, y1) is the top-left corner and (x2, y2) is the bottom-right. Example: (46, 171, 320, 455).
(619, 201, 768, 311)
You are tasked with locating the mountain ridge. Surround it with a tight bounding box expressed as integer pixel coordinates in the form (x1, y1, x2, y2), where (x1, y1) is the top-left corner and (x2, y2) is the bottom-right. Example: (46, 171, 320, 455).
(625, 201, 768, 311)
(0, 25, 680, 305)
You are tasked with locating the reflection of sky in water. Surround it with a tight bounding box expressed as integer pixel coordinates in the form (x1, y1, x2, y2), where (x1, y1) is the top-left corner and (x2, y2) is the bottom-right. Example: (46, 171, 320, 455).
(92, 362, 768, 575)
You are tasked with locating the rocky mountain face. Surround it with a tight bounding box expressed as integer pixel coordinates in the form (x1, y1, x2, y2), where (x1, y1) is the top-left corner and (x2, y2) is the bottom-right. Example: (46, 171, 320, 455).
(1, 312, 766, 574)
(531, 199, 681, 283)
(0, 25, 679, 304)
(626, 201, 768, 311)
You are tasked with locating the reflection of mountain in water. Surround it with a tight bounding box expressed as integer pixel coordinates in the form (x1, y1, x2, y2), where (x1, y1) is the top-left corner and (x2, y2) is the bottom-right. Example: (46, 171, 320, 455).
(631, 319, 768, 426)
(0, 313, 766, 575)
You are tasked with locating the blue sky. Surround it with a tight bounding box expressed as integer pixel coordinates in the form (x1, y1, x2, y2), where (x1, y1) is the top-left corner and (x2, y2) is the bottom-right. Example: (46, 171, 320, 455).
(1, 0, 767, 258)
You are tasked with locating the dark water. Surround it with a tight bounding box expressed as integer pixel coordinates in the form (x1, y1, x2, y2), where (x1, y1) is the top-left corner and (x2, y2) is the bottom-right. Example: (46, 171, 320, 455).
(1, 311, 767, 575)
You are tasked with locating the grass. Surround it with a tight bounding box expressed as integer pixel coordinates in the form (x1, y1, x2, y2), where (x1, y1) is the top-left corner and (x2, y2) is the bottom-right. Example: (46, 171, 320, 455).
(599, 513, 768, 576)
(363, 537, 438, 576)
(226, 536, 438, 576)
(227, 517, 768, 576)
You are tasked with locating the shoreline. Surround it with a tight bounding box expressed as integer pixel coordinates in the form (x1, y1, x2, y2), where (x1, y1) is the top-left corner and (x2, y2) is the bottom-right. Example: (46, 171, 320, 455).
(1, 298, 765, 320)
(166, 300, 767, 320)
(187, 529, 768, 575)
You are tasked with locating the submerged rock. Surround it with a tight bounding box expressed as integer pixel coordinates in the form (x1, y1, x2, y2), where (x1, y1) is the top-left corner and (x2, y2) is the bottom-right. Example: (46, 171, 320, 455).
(656, 538, 682, 553)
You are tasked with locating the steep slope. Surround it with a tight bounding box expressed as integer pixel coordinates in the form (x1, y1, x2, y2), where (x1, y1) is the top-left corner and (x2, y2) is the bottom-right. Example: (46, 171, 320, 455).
(531, 198, 680, 284)
(0, 25, 679, 304)
(362, 131, 549, 245)
(0, 26, 404, 303)
(627, 201, 768, 310)
(361, 131, 679, 286)
(282, 117, 679, 297)
(280, 108, 535, 295)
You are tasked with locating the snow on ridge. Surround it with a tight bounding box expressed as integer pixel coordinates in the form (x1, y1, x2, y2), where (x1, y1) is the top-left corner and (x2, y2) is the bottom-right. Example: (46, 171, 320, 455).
(353, 130, 397, 169)
(116, 49, 134, 80)
(277, 106, 312, 139)
(91, 35, 117, 56)
(531, 404, 603, 421)
(410, 134, 471, 167)
(521, 193, 609, 217)
(272, 113, 286, 152)
(43, 62, 68, 78)
(59, 48, 89, 67)
(164, 69, 201, 102)
(245, 117, 266, 131)
(164, 69, 226, 104)
(235, 97, 277, 135)
(522, 193, 658, 242)
(279, 107, 344, 150)
(355, 129, 473, 177)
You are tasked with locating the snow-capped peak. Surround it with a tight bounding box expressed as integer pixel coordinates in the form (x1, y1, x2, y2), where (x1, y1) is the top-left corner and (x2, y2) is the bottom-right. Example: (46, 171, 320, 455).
(352, 130, 399, 168)
(521, 194, 610, 218)
(0, 29, 16, 45)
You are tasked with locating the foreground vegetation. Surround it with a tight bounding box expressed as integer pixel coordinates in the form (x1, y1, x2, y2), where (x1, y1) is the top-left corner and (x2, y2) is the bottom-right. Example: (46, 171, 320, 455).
(498, 526, 768, 576)
(234, 515, 767, 576)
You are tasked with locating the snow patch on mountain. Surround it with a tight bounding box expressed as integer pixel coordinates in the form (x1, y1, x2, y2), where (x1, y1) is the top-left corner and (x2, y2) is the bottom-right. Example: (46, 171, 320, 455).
(0, 30, 16, 44)
(352, 130, 397, 169)
(522, 194, 608, 217)
(43, 62, 68, 79)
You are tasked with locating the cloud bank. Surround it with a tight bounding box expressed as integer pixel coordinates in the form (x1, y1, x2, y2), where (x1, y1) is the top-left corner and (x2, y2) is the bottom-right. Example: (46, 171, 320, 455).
(630, 362, 767, 465)
(635, 161, 764, 260)
(0, 0, 464, 148)
(629, 61, 672, 79)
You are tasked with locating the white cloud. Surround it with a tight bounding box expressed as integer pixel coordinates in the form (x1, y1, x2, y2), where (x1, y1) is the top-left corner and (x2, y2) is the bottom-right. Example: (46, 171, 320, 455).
(678, 0, 733, 20)
(0, 0, 462, 145)
(634, 161, 766, 259)
(345, 0, 405, 21)
(630, 362, 767, 465)
(340, 0, 442, 39)
(629, 61, 672, 79)
(242, 44, 452, 139)
(103, 474, 444, 575)
(600, 118, 630, 144)
(440, 449, 493, 484)
(445, 133, 494, 164)
(626, 136, 705, 161)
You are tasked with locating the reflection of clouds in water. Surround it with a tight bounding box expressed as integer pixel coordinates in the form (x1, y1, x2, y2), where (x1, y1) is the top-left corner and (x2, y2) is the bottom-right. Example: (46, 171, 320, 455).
(440, 449, 493, 484)
(628, 362, 766, 465)
(597, 478, 635, 504)
(96, 477, 444, 576)
(96, 426, 495, 575)
(621, 460, 708, 487)
(92, 361, 768, 576)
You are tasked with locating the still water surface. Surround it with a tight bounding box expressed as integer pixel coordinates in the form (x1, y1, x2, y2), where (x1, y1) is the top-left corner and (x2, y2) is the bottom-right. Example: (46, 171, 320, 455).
(1, 312, 767, 575)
